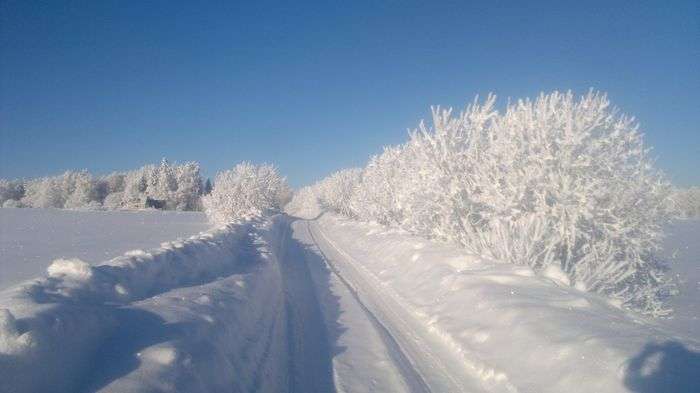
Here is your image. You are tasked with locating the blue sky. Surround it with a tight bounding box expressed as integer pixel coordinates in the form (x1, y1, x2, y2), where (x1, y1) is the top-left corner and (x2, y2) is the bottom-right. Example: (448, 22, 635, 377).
(1, 1, 698, 187)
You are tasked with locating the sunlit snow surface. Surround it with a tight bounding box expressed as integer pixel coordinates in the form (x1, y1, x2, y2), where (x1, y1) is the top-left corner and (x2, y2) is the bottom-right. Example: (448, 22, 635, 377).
(304, 213, 700, 392)
(659, 219, 700, 340)
(0, 208, 697, 392)
(0, 208, 209, 290)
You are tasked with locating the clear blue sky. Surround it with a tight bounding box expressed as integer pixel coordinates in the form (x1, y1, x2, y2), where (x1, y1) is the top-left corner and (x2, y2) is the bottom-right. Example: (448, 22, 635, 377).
(1, 1, 698, 187)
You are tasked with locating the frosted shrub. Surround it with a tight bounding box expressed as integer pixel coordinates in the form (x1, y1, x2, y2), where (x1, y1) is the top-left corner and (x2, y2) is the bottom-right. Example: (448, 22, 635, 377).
(316, 168, 362, 217)
(349, 146, 416, 226)
(312, 91, 675, 316)
(202, 162, 290, 225)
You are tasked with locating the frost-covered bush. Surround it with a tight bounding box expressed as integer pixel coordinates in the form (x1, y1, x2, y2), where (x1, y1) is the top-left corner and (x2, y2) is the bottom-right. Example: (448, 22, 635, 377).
(309, 91, 676, 316)
(315, 168, 362, 216)
(202, 162, 290, 225)
(349, 145, 420, 227)
(672, 187, 700, 218)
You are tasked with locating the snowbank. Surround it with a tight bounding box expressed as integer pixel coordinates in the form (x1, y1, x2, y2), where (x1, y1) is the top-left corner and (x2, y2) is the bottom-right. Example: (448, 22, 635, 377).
(311, 213, 700, 393)
(0, 208, 209, 290)
(0, 218, 290, 392)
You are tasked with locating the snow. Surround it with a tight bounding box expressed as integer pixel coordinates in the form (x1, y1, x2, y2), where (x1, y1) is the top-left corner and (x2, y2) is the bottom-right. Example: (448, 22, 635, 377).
(0, 207, 697, 392)
(657, 219, 700, 339)
(306, 212, 699, 392)
(0, 208, 209, 290)
(0, 216, 288, 392)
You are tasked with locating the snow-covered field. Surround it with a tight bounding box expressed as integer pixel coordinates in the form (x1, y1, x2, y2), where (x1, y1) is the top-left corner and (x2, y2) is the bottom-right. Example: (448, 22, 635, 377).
(0, 208, 209, 290)
(0, 207, 698, 392)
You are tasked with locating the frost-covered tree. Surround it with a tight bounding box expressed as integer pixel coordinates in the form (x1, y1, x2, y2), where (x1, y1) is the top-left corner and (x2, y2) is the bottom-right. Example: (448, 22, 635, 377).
(202, 162, 290, 225)
(316, 168, 362, 217)
(172, 161, 203, 210)
(2, 199, 22, 208)
(93, 172, 126, 204)
(21, 176, 65, 208)
(18, 171, 100, 209)
(64, 171, 98, 209)
(152, 158, 178, 205)
(122, 167, 151, 209)
(103, 172, 127, 194)
(203, 178, 213, 195)
(306, 91, 676, 316)
(119, 160, 203, 210)
(0, 179, 25, 206)
(5, 161, 203, 211)
(102, 192, 125, 210)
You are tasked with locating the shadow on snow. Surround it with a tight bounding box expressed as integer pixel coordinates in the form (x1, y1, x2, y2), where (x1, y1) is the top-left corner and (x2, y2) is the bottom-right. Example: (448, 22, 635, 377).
(624, 340, 700, 393)
(79, 215, 346, 392)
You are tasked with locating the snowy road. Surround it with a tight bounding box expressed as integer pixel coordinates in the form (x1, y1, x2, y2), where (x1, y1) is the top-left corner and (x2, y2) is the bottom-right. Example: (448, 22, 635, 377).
(2, 212, 698, 392)
(283, 213, 700, 393)
(287, 217, 501, 392)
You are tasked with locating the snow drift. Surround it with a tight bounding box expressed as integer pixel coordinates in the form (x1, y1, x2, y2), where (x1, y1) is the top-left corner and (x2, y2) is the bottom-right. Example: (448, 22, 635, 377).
(0, 218, 288, 393)
(306, 212, 700, 392)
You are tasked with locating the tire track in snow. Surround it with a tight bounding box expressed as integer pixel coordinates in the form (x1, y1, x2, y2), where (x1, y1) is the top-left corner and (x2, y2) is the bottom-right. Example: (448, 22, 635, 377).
(276, 220, 336, 392)
(305, 220, 435, 393)
(306, 218, 512, 392)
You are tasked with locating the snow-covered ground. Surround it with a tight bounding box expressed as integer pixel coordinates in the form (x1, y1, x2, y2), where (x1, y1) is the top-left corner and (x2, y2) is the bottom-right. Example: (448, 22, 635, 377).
(0, 217, 285, 392)
(658, 219, 700, 340)
(303, 213, 700, 392)
(0, 208, 698, 392)
(0, 208, 209, 290)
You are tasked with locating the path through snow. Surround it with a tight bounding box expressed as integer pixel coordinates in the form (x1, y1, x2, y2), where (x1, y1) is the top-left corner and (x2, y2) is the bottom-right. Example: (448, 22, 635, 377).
(1, 212, 698, 392)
